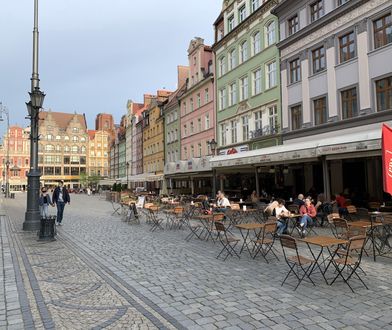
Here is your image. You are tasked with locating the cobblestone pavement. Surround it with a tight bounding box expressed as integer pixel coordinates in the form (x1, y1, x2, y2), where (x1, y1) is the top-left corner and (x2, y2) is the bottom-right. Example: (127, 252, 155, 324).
(1, 193, 392, 329)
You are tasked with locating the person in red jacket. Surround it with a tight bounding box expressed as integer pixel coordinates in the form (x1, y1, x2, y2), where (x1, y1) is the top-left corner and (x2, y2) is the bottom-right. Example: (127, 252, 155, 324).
(299, 198, 316, 236)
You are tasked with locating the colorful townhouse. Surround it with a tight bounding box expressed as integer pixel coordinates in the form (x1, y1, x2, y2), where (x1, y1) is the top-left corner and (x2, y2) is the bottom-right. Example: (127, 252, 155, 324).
(210, 0, 281, 199)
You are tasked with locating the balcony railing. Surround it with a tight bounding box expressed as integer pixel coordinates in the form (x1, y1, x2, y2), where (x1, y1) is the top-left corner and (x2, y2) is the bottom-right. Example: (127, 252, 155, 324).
(250, 125, 279, 139)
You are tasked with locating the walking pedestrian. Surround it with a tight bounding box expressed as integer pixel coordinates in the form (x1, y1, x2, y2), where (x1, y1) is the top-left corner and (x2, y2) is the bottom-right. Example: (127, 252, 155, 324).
(39, 187, 54, 218)
(52, 181, 70, 225)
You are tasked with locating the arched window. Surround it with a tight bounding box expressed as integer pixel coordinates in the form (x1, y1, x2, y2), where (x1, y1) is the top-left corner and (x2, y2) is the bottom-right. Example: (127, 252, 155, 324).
(47, 134, 53, 141)
(72, 136, 78, 142)
(228, 49, 236, 70)
(64, 145, 70, 153)
(80, 136, 86, 142)
(55, 135, 61, 141)
(64, 136, 70, 141)
(71, 145, 78, 153)
(252, 31, 261, 55)
(56, 145, 61, 152)
(81, 146, 86, 153)
(219, 56, 226, 76)
(266, 21, 276, 46)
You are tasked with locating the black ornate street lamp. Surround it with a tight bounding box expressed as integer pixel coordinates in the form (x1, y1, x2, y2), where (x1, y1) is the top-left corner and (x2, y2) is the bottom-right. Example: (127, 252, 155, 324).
(207, 139, 218, 198)
(23, 0, 45, 231)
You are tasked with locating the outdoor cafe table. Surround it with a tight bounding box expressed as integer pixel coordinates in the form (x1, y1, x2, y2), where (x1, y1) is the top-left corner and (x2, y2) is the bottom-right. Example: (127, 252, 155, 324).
(286, 214, 302, 235)
(229, 208, 260, 227)
(193, 214, 224, 241)
(235, 223, 266, 257)
(299, 235, 348, 284)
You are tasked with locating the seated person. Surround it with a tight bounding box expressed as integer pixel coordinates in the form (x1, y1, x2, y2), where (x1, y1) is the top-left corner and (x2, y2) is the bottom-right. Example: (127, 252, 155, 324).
(299, 198, 316, 235)
(315, 193, 332, 226)
(335, 192, 348, 217)
(293, 194, 305, 206)
(250, 190, 260, 203)
(201, 196, 211, 214)
(215, 192, 230, 212)
(274, 199, 290, 235)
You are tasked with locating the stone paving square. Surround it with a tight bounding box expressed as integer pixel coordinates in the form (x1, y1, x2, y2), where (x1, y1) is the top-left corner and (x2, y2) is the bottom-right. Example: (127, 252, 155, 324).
(0, 194, 392, 329)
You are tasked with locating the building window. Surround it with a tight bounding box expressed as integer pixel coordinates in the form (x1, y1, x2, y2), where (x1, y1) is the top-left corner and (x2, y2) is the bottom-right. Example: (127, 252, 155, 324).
(266, 61, 277, 89)
(72, 127, 79, 133)
(253, 69, 262, 95)
(220, 123, 227, 145)
(313, 97, 328, 125)
(198, 118, 202, 132)
(219, 56, 226, 76)
(288, 15, 299, 36)
(242, 116, 249, 141)
(254, 110, 263, 130)
(240, 76, 249, 101)
(269, 105, 278, 132)
(198, 143, 202, 157)
(291, 105, 302, 130)
(338, 0, 349, 5)
(47, 134, 53, 141)
(229, 82, 237, 106)
(190, 122, 194, 134)
(191, 145, 194, 158)
(266, 21, 276, 46)
(205, 114, 210, 129)
(205, 89, 209, 103)
(230, 120, 237, 144)
(45, 144, 54, 152)
(190, 98, 194, 111)
(72, 136, 78, 142)
(239, 41, 248, 63)
(290, 58, 301, 83)
(219, 88, 227, 110)
(252, 31, 261, 55)
(228, 15, 235, 32)
(310, 0, 323, 22)
(197, 93, 201, 108)
(183, 102, 187, 115)
(183, 124, 187, 137)
(238, 5, 246, 23)
(341, 87, 358, 119)
(64, 135, 69, 141)
(55, 135, 61, 141)
(228, 49, 236, 70)
(376, 76, 392, 111)
(312, 46, 326, 73)
(339, 31, 355, 63)
(373, 14, 392, 49)
(252, 0, 260, 12)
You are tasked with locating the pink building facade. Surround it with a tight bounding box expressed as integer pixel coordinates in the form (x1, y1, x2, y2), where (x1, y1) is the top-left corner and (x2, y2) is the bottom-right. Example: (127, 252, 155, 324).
(180, 38, 215, 160)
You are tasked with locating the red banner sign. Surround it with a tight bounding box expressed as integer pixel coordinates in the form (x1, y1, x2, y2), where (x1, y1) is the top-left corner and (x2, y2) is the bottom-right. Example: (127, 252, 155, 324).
(382, 124, 392, 195)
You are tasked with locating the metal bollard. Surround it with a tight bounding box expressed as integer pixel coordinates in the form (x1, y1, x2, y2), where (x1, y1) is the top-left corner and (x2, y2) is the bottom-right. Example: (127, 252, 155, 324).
(38, 216, 57, 241)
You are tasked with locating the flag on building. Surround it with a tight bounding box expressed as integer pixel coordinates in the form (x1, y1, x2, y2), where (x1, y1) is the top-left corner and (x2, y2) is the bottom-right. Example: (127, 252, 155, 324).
(382, 124, 392, 195)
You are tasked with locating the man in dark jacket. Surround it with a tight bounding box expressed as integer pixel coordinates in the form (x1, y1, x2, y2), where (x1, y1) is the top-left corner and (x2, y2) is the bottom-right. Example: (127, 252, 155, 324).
(52, 181, 70, 225)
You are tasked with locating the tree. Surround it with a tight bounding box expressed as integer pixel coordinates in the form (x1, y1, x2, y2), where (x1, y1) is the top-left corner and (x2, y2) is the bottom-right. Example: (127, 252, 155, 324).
(79, 173, 88, 188)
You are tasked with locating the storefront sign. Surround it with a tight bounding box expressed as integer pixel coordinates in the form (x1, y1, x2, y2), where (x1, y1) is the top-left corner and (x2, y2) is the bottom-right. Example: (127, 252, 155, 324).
(218, 145, 249, 155)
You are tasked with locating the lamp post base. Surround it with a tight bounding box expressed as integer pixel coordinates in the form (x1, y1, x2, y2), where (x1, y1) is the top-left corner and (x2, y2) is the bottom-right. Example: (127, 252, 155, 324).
(23, 169, 41, 231)
(23, 210, 41, 231)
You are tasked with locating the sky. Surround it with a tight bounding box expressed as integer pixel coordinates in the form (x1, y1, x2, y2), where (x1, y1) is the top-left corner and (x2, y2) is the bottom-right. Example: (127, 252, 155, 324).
(0, 0, 222, 132)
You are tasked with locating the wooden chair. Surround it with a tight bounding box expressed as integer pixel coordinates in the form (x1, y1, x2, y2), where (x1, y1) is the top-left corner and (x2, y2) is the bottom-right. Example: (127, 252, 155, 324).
(148, 207, 163, 232)
(330, 235, 368, 293)
(287, 204, 299, 213)
(331, 218, 350, 240)
(214, 221, 240, 261)
(279, 235, 315, 290)
(252, 221, 279, 262)
(346, 205, 358, 221)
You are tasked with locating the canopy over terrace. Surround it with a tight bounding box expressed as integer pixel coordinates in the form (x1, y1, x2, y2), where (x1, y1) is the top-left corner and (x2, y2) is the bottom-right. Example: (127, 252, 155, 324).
(209, 128, 382, 200)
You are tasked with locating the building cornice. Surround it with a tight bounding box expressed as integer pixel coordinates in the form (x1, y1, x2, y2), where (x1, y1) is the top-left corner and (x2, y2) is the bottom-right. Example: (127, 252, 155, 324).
(276, 0, 368, 51)
(178, 75, 214, 100)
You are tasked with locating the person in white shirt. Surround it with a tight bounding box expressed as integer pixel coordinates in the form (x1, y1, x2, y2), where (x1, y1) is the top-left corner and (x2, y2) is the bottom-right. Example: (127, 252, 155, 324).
(215, 192, 231, 211)
(274, 199, 290, 235)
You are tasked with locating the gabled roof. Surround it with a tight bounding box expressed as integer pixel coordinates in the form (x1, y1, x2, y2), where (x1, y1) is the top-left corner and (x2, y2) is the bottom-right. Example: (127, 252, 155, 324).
(39, 110, 87, 130)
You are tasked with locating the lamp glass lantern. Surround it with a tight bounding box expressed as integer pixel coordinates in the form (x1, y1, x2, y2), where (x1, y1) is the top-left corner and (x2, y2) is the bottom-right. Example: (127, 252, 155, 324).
(207, 139, 218, 155)
(29, 88, 45, 109)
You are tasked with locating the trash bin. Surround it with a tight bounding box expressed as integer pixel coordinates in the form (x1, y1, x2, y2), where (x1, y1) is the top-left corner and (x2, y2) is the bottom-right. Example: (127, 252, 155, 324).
(10, 193, 15, 199)
(38, 216, 56, 241)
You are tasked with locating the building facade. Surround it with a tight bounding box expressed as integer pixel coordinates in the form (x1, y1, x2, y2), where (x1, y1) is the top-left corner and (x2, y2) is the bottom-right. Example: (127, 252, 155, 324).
(266, 0, 392, 201)
(87, 129, 110, 178)
(0, 126, 30, 191)
(142, 90, 172, 191)
(38, 110, 88, 188)
(210, 0, 281, 198)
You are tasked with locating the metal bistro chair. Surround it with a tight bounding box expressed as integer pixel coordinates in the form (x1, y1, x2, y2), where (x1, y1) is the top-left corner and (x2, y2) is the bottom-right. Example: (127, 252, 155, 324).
(148, 206, 164, 232)
(215, 221, 240, 261)
(330, 235, 368, 293)
(252, 221, 279, 262)
(280, 235, 315, 291)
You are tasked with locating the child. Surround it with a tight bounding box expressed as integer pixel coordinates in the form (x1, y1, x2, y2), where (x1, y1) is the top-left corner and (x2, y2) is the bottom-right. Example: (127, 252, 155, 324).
(39, 187, 53, 218)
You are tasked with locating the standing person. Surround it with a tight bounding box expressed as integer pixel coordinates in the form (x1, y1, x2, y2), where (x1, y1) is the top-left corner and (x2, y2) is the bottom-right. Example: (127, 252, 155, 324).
(39, 187, 53, 218)
(52, 181, 70, 225)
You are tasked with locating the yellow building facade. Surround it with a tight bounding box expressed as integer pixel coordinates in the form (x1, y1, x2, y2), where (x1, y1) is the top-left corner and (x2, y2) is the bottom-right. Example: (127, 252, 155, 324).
(142, 90, 171, 176)
(88, 130, 110, 177)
